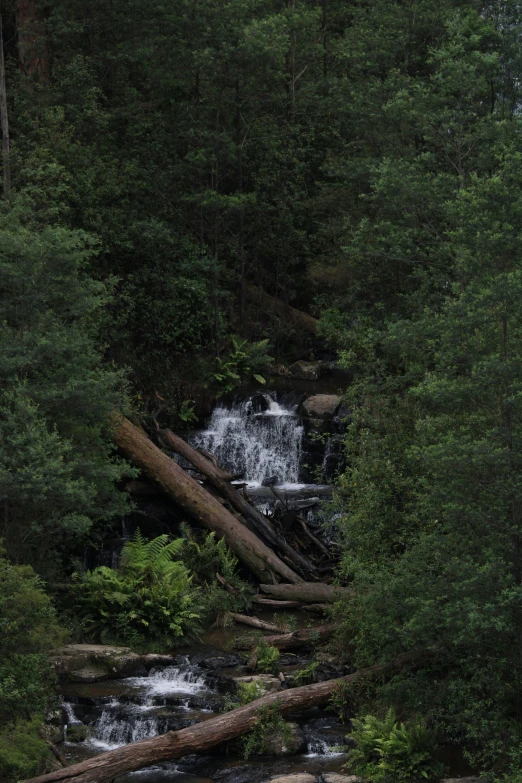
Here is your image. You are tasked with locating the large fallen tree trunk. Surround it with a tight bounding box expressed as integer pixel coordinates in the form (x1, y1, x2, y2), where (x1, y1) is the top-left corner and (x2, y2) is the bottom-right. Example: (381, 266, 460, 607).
(112, 417, 301, 584)
(245, 284, 318, 335)
(26, 651, 432, 783)
(159, 428, 317, 579)
(233, 623, 337, 650)
(260, 582, 352, 603)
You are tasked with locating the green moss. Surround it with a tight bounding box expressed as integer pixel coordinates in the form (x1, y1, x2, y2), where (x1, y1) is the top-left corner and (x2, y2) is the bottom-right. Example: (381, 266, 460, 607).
(0, 716, 53, 783)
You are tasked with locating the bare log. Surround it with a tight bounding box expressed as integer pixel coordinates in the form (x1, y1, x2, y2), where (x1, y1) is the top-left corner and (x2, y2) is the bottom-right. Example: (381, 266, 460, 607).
(159, 428, 317, 579)
(112, 417, 301, 584)
(234, 623, 337, 650)
(253, 597, 302, 609)
(260, 582, 352, 603)
(245, 284, 318, 335)
(229, 613, 282, 633)
(25, 652, 433, 783)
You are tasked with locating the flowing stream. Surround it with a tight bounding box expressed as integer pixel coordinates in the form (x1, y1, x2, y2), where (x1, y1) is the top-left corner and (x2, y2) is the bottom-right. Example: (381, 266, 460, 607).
(63, 388, 346, 783)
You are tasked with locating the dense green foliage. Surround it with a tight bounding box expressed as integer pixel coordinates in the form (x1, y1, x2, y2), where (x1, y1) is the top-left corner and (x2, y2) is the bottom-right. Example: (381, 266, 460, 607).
(74, 531, 202, 649)
(345, 710, 442, 783)
(2, 0, 522, 775)
(180, 525, 254, 622)
(0, 549, 64, 780)
(74, 529, 253, 648)
(0, 212, 135, 574)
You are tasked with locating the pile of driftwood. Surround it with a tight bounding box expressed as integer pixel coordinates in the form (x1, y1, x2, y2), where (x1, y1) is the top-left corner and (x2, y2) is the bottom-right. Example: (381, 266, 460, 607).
(112, 416, 337, 588)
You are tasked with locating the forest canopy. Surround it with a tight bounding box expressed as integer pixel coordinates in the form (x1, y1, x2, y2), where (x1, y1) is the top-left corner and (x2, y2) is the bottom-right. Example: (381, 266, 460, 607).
(2, 0, 522, 780)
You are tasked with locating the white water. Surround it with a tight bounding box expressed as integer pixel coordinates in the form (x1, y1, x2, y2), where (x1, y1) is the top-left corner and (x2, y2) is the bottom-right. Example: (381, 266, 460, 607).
(87, 663, 208, 750)
(127, 663, 207, 697)
(90, 702, 160, 751)
(191, 393, 303, 487)
(305, 736, 344, 758)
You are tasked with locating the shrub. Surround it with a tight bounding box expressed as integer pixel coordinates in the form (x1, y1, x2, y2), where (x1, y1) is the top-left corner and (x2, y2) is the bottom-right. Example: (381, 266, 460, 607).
(0, 716, 54, 783)
(241, 704, 291, 760)
(255, 642, 281, 673)
(180, 525, 254, 622)
(0, 548, 63, 729)
(74, 531, 202, 650)
(346, 709, 442, 783)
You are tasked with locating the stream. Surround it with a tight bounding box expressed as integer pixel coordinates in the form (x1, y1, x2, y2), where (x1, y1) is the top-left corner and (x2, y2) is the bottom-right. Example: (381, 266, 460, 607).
(63, 381, 349, 783)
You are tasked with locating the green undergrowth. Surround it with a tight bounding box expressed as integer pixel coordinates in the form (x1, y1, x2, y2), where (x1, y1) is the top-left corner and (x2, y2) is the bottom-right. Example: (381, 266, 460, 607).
(0, 716, 55, 783)
(72, 528, 254, 650)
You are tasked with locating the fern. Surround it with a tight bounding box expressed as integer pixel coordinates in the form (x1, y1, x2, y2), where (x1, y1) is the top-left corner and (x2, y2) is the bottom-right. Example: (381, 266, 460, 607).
(74, 531, 202, 651)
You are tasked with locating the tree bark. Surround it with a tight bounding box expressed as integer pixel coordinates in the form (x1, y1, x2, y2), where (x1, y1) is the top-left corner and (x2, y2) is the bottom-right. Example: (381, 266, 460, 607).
(233, 623, 337, 650)
(245, 285, 318, 334)
(229, 613, 282, 633)
(17, 0, 49, 82)
(26, 652, 433, 783)
(112, 417, 301, 584)
(159, 428, 317, 578)
(259, 582, 352, 603)
(253, 597, 302, 609)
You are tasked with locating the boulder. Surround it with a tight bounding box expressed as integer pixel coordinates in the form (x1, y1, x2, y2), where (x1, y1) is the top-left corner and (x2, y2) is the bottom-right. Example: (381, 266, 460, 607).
(288, 361, 330, 381)
(269, 775, 316, 783)
(50, 644, 157, 683)
(323, 776, 362, 783)
(301, 394, 341, 419)
(441, 779, 484, 783)
(234, 673, 282, 694)
(263, 722, 306, 756)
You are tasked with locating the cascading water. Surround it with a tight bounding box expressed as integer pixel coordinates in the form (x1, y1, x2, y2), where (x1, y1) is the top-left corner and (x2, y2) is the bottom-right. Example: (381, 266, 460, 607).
(191, 393, 303, 488)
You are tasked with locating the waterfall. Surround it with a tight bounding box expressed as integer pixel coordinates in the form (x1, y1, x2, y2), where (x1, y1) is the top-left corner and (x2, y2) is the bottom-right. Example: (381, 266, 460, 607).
(191, 393, 303, 487)
(137, 664, 207, 696)
(91, 701, 160, 750)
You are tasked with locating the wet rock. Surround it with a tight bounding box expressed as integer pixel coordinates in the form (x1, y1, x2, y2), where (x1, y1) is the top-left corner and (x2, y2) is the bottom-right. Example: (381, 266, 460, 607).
(234, 674, 282, 694)
(263, 722, 306, 755)
(262, 475, 280, 486)
(441, 779, 484, 783)
(50, 644, 153, 682)
(269, 775, 316, 783)
(141, 653, 177, 669)
(250, 394, 270, 414)
(301, 394, 341, 419)
(196, 652, 243, 670)
(323, 776, 362, 783)
(288, 361, 330, 381)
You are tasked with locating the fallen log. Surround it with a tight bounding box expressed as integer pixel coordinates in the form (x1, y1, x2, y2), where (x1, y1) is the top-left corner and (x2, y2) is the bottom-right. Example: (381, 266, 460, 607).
(25, 651, 433, 783)
(234, 623, 337, 650)
(260, 582, 352, 603)
(253, 597, 302, 609)
(245, 284, 318, 335)
(229, 613, 282, 633)
(159, 428, 317, 579)
(112, 417, 301, 585)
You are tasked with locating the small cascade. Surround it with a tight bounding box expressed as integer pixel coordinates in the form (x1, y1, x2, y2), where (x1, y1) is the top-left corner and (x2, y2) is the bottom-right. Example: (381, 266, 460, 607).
(191, 393, 303, 487)
(137, 663, 207, 696)
(91, 702, 160, 750)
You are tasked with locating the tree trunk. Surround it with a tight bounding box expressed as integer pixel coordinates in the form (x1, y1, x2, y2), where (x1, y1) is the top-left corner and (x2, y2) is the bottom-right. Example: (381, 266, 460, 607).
(229, 613, 282, 633)
(112, 417, 301, 584)
(159, 428, 317, 578)
(245, 285, 318, 334)
(0, 10, 10, 198)
(253, 597, 302, 609)
(234, 623, 337, 650)
(17, 0, 49, 81)
(25, 652, 432, 783)
(259, 582, 352, 603)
